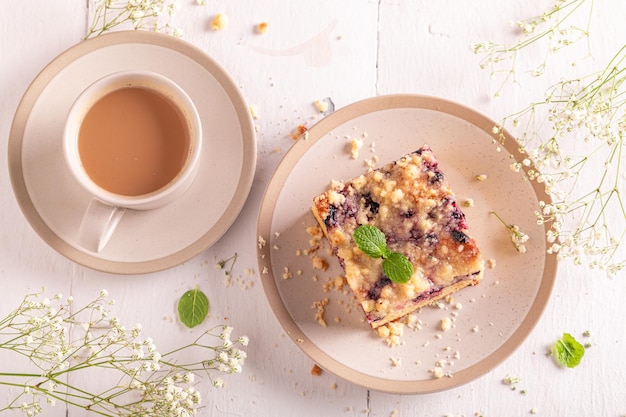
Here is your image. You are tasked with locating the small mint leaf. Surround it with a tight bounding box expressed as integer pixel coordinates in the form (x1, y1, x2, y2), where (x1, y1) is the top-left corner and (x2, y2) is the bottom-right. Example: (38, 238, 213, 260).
(552, 332, 585, 368)
(354, 225, 387, 258)
(177, 287, 210, 328)
(382, 251, 414, 284)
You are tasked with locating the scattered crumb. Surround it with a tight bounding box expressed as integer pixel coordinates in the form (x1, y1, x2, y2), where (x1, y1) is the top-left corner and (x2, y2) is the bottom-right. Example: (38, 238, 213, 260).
(312, 298, 329, 327)
(330, 383, 337, 390)
(257, 235, 267, 249)
(282, 267, 293, 280)
(472, 325, 480, 333)
(440, 317, 452, 332)
(364, 155, 379, 170)
(454, 302, 463, 310)
(249, 104, 260, 120)
(350, 137, 363, 159)
(210, 13, 228, 31)
(291, 124, 308, 140)
(462, 198, 474, 208)
(430, 366, 444, 379)
(256, 21, 268, 34)
(314, 99, 329, 113)
(487, 258, 497, 269)
(310, 364, 322, 376)
(311, 255, 329, 271)
(530, 407, 538, 414)
(474, 173, 488, 181)
(390, 357, 402, 367)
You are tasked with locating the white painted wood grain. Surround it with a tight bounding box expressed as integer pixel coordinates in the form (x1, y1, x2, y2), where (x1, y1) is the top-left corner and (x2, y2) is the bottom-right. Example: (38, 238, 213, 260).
(1, 0, 624, 416)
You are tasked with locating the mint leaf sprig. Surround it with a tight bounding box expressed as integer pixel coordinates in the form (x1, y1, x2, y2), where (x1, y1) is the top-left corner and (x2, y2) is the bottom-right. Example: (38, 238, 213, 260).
(551, 332, 585, 368)
(177, 286, 210, 328)
(353, 225, 414, 284)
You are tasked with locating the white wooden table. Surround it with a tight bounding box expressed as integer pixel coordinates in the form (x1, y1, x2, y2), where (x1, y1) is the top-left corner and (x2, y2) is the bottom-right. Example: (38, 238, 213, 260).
(1, 1, 625, 416)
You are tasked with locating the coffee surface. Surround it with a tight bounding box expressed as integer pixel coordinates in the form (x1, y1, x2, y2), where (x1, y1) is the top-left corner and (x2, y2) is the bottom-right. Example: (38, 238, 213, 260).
(78, 87, 189, 196)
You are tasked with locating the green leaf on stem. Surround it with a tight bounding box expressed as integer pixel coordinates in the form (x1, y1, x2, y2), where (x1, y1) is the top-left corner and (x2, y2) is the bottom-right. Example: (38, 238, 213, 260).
(178, 287, 209, 328)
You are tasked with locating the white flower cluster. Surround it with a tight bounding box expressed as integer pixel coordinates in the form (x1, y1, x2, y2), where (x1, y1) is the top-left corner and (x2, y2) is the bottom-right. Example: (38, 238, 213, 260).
(481, 0, 625, 276)
(473, 0, 593, 97)
(87, 0, 182, 38)
(497, 70, 626, 275)
(491, 212, 530, 254)
(0, 289, 249, 416)
(202, 326, 249, 388)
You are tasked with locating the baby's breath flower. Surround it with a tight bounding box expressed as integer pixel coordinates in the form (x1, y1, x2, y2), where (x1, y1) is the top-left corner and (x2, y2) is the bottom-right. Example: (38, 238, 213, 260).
(0, 289, 247, 416)
(491, 212, 530, 253)
(479, 0, 626, 275)
(86, 0, 181, 38)
(474, 0, 593, 97)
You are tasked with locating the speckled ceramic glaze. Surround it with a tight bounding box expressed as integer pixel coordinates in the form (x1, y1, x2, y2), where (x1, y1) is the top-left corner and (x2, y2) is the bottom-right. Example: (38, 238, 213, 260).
(9, 31, 256, 274)
(257, 95, 557, 394)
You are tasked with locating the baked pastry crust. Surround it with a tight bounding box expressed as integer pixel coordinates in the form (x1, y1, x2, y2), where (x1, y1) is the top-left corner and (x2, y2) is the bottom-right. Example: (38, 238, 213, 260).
(312, 145, 484, 329)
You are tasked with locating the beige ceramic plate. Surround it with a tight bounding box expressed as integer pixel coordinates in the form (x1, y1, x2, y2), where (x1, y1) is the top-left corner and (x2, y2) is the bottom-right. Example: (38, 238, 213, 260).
(257, 95, 557, 394)
(9, 31, 256, 274)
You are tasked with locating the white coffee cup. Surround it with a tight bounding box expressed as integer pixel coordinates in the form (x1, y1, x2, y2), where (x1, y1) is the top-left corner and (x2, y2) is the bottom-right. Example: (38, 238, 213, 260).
(63, 70, 202, 253)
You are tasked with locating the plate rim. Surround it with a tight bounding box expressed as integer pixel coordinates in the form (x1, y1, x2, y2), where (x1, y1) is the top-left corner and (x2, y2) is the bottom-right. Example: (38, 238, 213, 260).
(257, 94, 558, 394)
(8, 30, 257, 274)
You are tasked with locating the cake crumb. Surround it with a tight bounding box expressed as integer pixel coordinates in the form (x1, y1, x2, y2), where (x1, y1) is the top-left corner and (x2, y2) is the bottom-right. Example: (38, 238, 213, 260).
(210, 13, 228, 31)
(530, 408, 538, 415)
(291, 124, 308, 140)
(282, 267, 293, 280)
(462, 198, 474, 208)
(350, 137, 363, 159)
(474, 173, 488, 181)
(487, 258, 497, 269)
(311, 255, 329, 271)
(249, 104, 260, 120)
(256, 21, 268, 34)
(390, 357, 402, 367)
(312, 298, 329, 327)
(310, 364, 322, 376)
(430, 366, 444, 379)
(257, 235, 267, 249)
(314, 99, 329, 113)
(441, 317, 452, 332)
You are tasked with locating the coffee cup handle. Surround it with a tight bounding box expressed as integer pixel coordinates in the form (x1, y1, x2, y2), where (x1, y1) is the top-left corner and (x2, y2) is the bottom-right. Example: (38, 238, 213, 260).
(77, 198, 125, 253)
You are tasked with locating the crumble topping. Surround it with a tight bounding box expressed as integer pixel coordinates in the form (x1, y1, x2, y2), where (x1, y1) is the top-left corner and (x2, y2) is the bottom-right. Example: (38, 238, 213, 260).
(210, 13, 228, 31)
(256, 22, 268, 34)
(312, 145, 484, 328)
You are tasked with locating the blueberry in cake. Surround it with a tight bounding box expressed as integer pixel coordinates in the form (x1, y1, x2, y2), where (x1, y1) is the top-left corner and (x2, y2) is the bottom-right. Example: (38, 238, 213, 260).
(311, 145, 484, 329)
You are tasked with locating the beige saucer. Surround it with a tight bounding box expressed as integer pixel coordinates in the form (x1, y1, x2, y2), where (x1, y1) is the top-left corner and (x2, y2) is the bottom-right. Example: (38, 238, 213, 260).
(257, 95, 557, 393)
(9, 31, 256, 274)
